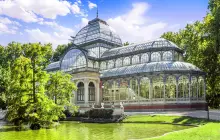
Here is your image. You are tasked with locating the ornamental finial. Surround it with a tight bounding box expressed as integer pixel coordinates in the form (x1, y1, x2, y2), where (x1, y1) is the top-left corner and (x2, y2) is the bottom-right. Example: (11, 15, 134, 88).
(96, 7, 98, 18)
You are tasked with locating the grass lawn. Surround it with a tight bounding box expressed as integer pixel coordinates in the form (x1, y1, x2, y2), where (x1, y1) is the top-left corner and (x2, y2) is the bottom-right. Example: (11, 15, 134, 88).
(123, 115, 220, 140)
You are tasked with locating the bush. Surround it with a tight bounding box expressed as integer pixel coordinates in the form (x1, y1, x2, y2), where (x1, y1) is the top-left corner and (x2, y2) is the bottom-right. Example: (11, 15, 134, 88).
(86, 109, 113, 119)
(63, 110, 73, 117)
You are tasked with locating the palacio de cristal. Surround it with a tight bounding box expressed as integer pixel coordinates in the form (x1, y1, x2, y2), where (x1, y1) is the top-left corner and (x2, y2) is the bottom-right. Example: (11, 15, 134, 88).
(46, 16, 207, 111)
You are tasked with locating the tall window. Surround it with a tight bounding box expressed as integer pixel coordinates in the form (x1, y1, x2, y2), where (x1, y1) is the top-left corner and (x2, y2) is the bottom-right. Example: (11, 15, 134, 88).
(77, 82, 84, 101)
(108, 60, 114, 69)
(89, 82, 95, 101)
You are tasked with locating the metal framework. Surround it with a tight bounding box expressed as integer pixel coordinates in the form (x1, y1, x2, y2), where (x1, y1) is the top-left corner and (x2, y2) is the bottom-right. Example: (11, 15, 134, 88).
(46, 17, 206, 106)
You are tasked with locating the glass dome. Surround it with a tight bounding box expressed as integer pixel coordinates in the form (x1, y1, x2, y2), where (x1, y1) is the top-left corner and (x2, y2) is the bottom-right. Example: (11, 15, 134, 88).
(61, 49, 87, 72)
(73, 18, 122, 46)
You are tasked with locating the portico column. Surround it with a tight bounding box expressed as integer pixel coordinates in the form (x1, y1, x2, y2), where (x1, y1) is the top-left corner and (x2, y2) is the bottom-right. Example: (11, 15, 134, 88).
(163, 76, 166, 102)
(189, 75, 191, 102)
(96, 79, 100, 105)
(176, 76, 178, 102)
(84, 79, 89, 104)
(149, 78, 153, 101)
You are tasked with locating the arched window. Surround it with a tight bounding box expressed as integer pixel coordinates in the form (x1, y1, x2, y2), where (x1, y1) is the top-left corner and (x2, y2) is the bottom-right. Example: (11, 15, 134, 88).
(141, 53, 149, 63)
(191, 76, 197, 99)
(165, 76, 176, 99)
(94, 61, 99, 68)
(115, 58, 123, 67)
(108, 60, 114, 69)
(198, 76, 205, 98)
(151, 52, 161, 62)
(132, 55, 139, 64)
(140, 77, 150, 100)
(89, 82, 95, 101)
(88, 60, 93, 68)
(100, 61, 106, 70)
(77, 82, 84, 101)
(123, 57, 130, 66)
(61, 49, 86, 71)
(162, 51, 172, 61)
(152, 76, 163, 98)
(178, 75, 189, 98)
(129, 79, 138, 100)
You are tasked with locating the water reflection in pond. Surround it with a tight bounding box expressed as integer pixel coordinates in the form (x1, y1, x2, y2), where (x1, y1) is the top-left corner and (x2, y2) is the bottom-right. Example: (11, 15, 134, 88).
(0, 122, 193, 140)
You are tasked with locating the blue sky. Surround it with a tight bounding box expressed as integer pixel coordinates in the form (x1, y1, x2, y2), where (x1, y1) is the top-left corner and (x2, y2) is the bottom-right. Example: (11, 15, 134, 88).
(0, 0, 208, 49)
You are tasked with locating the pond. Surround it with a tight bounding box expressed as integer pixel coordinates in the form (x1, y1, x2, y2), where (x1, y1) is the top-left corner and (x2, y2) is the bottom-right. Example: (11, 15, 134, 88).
(0, 122, 193, 140)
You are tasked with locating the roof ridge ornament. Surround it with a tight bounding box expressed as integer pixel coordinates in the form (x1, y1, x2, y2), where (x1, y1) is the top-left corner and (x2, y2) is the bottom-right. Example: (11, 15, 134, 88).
(96, 7, 98, 18)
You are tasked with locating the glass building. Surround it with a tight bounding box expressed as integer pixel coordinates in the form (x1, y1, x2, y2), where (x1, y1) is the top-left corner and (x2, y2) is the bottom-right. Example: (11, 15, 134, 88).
(46, 17, 207, 111)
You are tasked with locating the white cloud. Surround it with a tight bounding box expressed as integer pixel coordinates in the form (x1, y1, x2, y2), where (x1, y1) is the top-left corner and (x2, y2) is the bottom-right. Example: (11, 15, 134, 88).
(107, 2, 178, 43)
(26, 21, 75, 48)
(88, 1, 97, 10)
(0, 16, 21, 34)
(0, 0, 87, 23)
(75, 18, 89, 29)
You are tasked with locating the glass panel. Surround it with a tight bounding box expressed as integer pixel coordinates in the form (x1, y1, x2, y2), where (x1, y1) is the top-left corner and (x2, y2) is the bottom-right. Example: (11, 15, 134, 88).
(165, 76, 176, 98)
(61, 49, 86, 71)
(100, 61, 107, 70)
(115, 58, 123, 68)
(123, 57, 130, 66)
(141, 53, 149, 63)
(152, 75, 163, 98)
(140, 77, 150, 99)
(191, 76, 197, 98)
(132, 55, 139, 64)
(178, 75, 189, 98)
(108, 60, 114, 69)
(198, 76, 205, 98)
(162, 51, 173, 61)
(151, 52, 161, 62)
(129, 79, 138, 100)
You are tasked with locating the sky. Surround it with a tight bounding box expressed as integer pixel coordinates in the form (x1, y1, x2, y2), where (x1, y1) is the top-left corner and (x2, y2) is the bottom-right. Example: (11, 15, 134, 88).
(0, 0, 209, 49)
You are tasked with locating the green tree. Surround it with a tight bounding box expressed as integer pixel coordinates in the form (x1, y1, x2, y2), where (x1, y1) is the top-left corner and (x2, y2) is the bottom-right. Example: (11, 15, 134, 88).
(46, 71, 76, 106)
(161, 0, 220, 108)
(123, 42, 130, 46)
(52, 44, 69, 61)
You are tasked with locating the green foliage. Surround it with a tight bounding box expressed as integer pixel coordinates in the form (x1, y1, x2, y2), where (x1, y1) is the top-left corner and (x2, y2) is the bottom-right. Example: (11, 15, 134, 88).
(161, 0, 220, 108)
(46, 71, 76, 106)
(52, 44, 69, 61)
(123, 41, 130, 46)
(0, 42, 76, 128)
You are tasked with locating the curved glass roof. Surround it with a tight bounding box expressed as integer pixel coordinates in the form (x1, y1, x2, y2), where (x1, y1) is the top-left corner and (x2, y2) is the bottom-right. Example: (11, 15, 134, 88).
(73, 18, 122, 46)
(101, 38, 182, 58)
(45, 61, 60, 71)
(61, 49, 87, 72)
(100, 61, 202, 78)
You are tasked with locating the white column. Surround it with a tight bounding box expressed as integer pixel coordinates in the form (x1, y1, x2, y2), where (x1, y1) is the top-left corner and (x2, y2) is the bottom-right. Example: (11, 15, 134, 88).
(163, 76, 166, 102)
(149, 78, 153, 100)
(189, 75, 191, 102)
(176, 77, 178, 102)
(84, 79, 89, 105)
(96, 79, 100, 105)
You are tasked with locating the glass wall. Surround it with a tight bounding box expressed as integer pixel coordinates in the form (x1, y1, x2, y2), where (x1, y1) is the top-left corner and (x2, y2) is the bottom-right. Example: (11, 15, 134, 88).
(163, 51, 173, 61)
(191, 76, 197, 99)
(178, 75, 189, 98)
(123, 57, 130, 66)
(61, 49, 86, 71)
(165, 76, 176, 99)
(132, 55, 139, 64)
(116, 58, 123, 68)
(141, 53, 149, 63)
(140, 77, 150, 100)
(152, 75, 163, 98)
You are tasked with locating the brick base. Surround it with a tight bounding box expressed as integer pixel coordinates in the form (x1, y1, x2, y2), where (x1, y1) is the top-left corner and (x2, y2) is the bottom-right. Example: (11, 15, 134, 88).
(123, 103, 207, 112)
